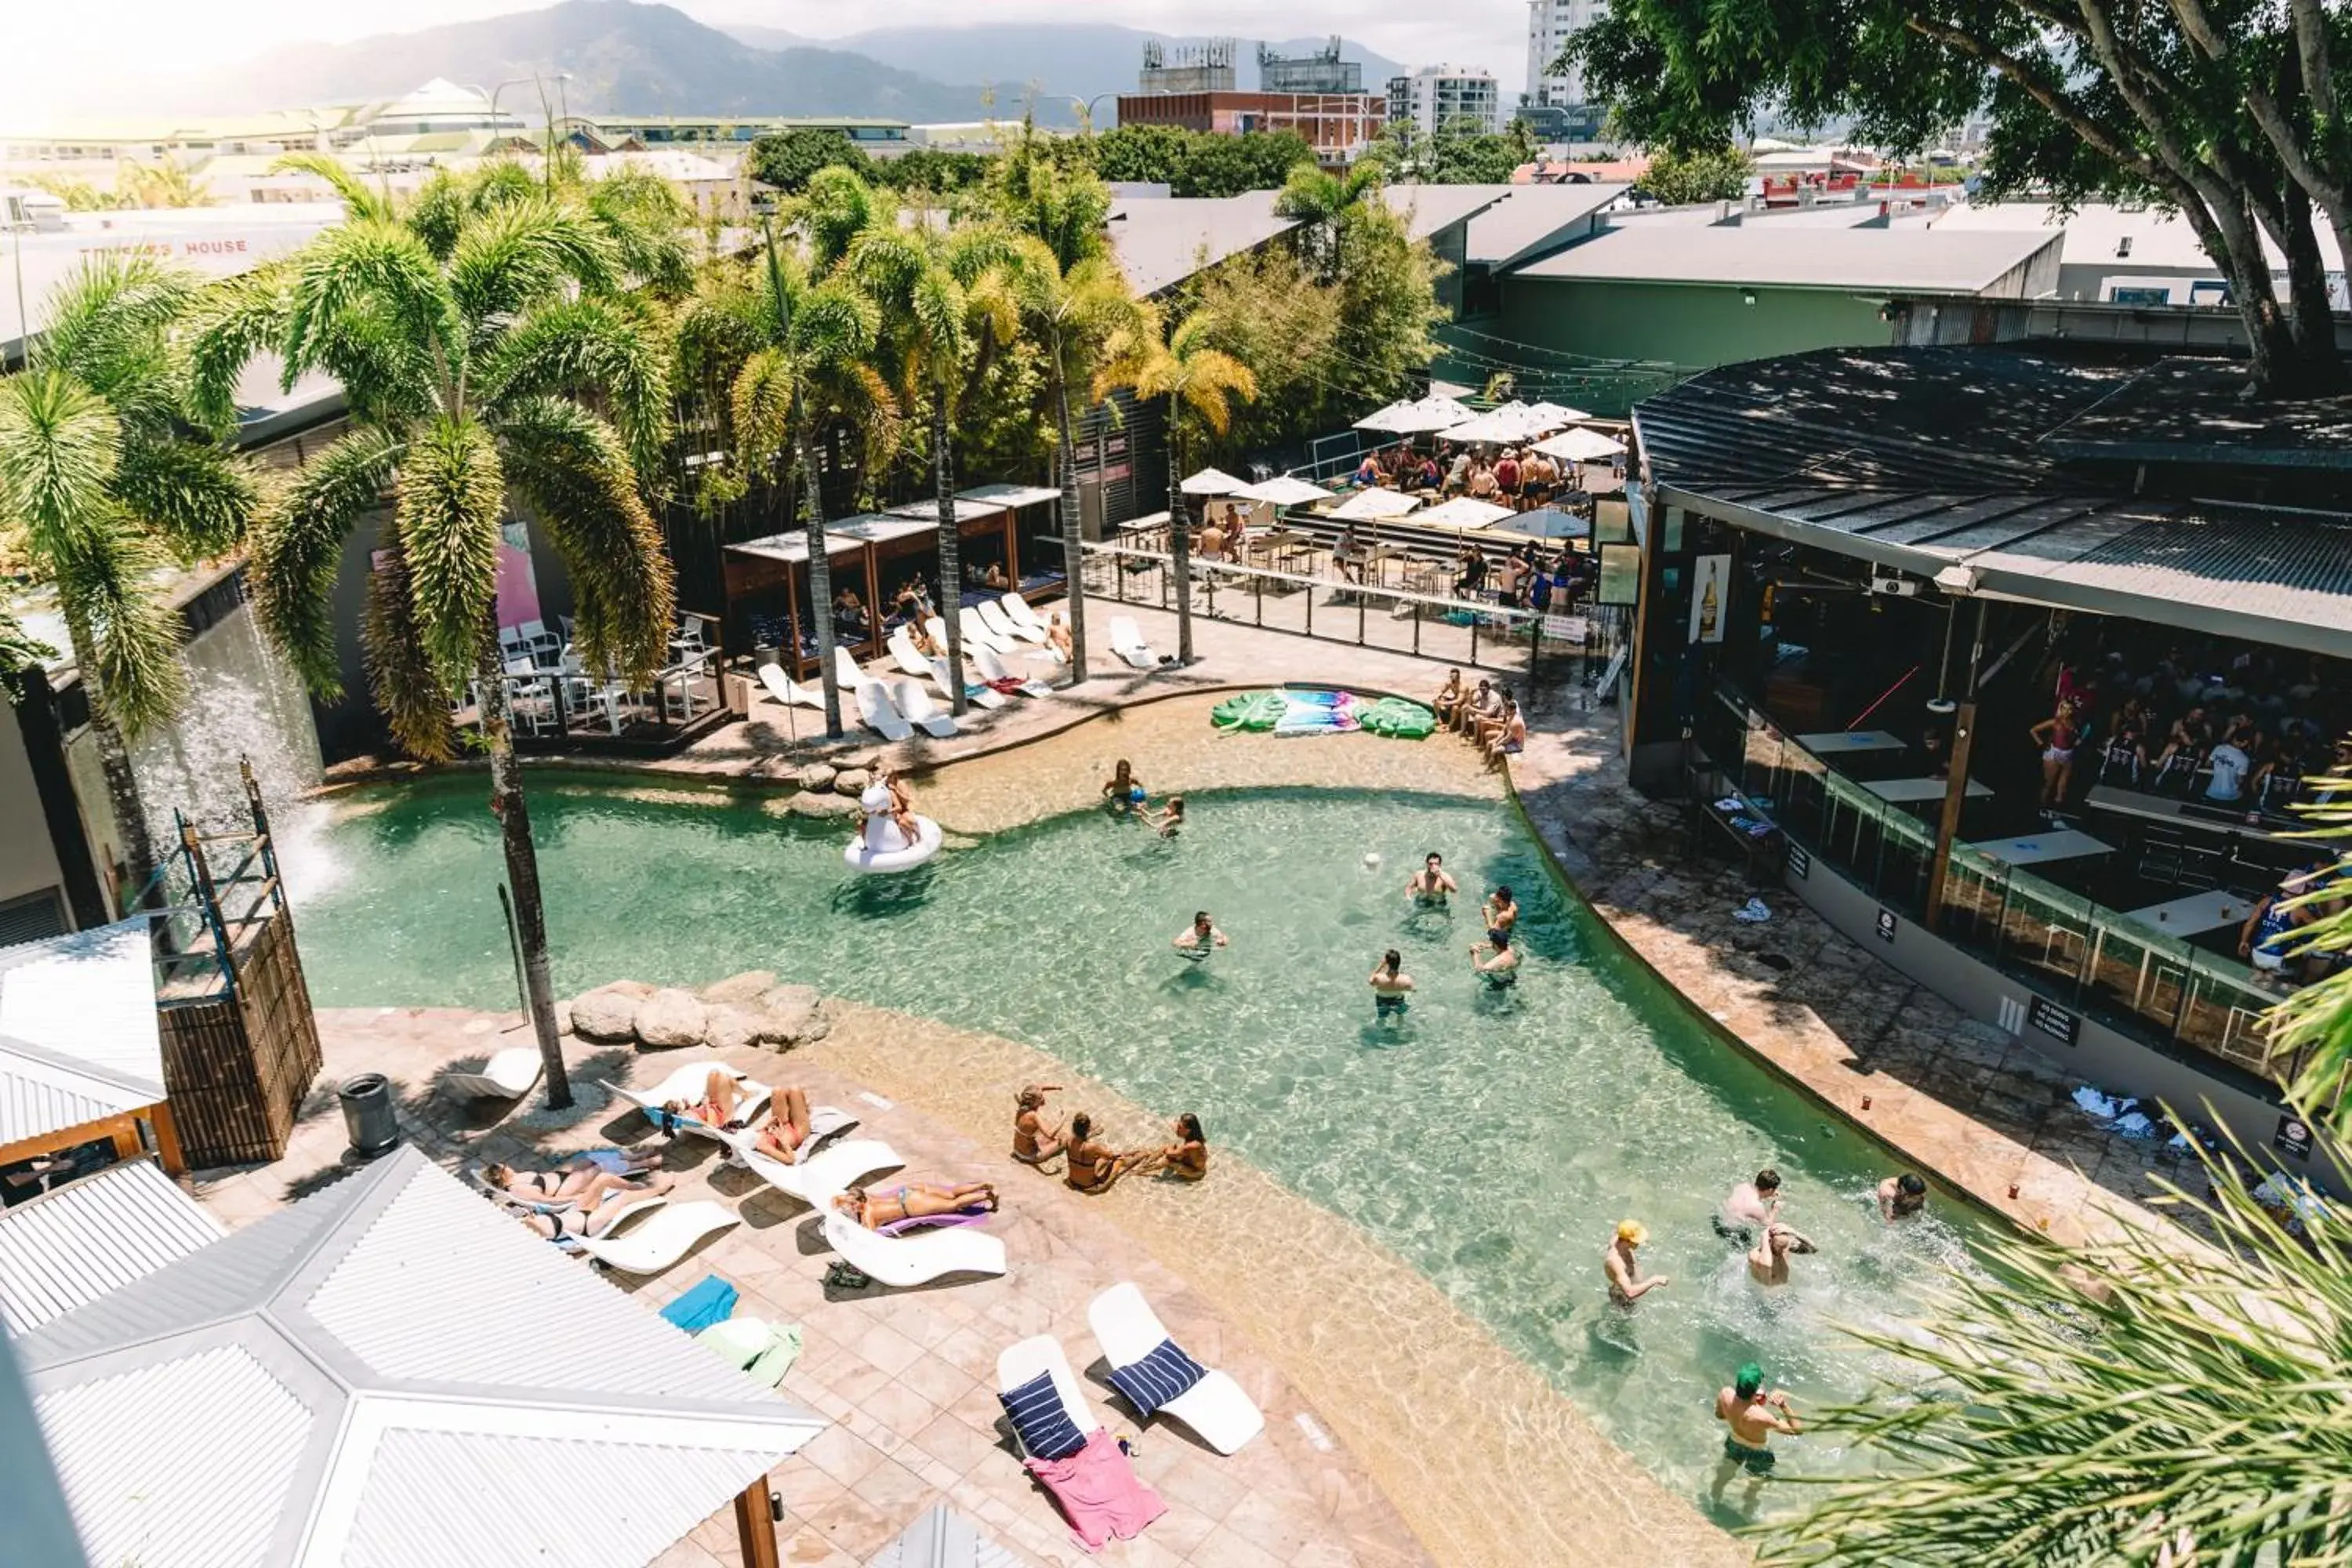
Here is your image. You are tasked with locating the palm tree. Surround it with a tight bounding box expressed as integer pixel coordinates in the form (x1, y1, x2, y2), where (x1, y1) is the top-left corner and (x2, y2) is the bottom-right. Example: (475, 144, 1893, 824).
(1112, 310, 1257, 667)
(841, 200, 1023, 715)
(0, 253, 256, 899)
(0, 609, 56, 691)
(726, 219, 898, 738)
(194, 172, 678, 1109)
(1274, 162, 1380, 284)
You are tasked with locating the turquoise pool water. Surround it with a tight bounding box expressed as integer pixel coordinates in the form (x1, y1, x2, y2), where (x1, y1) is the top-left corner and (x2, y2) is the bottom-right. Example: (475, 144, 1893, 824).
(286, 776, 1980, 1518)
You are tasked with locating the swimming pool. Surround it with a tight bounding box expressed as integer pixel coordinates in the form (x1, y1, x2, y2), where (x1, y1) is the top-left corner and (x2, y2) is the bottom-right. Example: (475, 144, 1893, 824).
(285, 773, 1981, 1516)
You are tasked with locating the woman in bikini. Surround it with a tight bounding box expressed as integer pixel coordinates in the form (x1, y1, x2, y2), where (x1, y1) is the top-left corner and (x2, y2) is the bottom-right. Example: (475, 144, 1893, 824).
(662, 1069, 759, 1133)
(753, 1085, 820, 1163)
(481, 1162, 651, 1210)
(1063, 1112, 1149, 1194)
(1012, 1084, 1066, 1166)
(506, 1175, 675, 1240)
(2029, 697, 2084, 810)
(833, 1180, 999, 1230)
(1144, 1113, 1209, 1181)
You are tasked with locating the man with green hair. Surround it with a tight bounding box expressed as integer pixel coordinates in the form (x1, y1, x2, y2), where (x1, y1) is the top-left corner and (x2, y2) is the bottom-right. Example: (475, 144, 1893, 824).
(1712, 1362, 1801, 1508)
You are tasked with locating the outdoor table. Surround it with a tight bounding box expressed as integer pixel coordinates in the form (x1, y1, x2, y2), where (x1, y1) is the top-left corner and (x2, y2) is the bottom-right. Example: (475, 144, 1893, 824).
(1363, 543, 1408, 586)
(1796, 729, 1907, 755)
(1864, 777, 1993, 803)
(1253, 528, 1306, 568)
(2122, 888, 2249, 938)
(1966, 829, 2114, 867)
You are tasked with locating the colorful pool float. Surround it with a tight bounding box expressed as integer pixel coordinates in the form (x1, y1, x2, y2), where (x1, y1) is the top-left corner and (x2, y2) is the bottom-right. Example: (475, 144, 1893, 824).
(1210, 690, 1433, 739)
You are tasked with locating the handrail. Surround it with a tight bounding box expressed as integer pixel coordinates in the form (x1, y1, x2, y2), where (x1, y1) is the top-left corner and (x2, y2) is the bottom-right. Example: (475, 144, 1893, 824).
(1080, 539, 1553, 626)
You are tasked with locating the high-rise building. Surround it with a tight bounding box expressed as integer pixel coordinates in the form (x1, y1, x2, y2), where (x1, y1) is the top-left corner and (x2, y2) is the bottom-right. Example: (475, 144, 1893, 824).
(1385, 66, 1501, 138)
(1526, 0, 1608, 114)
(1122, 35, 1385, 164)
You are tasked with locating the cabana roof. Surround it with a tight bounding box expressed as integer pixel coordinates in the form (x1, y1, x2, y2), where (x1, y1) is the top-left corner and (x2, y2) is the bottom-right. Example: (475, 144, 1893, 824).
(886, 497, 1009, 524)
(956, 483, 1062, 510)
(16, 1145, 822, 1568)
(0, 1158, 222, 1337)
(0, 920, 164, 1145)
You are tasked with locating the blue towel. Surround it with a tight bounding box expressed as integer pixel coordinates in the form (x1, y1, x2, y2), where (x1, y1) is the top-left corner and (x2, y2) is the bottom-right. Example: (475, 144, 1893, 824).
(659, 1275, 739, 1332)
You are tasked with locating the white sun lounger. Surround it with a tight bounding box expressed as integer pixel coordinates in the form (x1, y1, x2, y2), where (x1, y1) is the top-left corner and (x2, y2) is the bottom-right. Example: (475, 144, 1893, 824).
(576, 1200, 739, 1276)
(891, 678, 959, 737)
(978, 600, 1044, 645)
(996, 1335, 1099, 1458)
(439, 1046, 543, 1102)
(887, 626, 937, 681)
(833, 644, 868, 695)
(739, 1137, 904, 1209)
(609, 1062, 773, 1145)
(1087, 1283, 1265, 1454)
(856, 678, 915, 742)
(757, 662, 824, 711)
(1109, 616, 1159, 670)
(935, 655, 1005, 710)
(973, 646, 1053, 699)
(822, 1208, 1007, 1287)
(958, 606, 1014, 655)
(1002, 593, 1051, 635)
(724, 1102, 860, 1164)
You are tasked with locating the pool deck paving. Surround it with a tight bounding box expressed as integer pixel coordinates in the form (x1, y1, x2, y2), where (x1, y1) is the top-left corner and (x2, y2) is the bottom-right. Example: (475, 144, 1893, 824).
(257, 604, 2203, 1566)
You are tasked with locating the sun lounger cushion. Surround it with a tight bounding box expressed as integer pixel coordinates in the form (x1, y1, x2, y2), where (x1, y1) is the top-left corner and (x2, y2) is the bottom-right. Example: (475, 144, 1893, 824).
(875, 1207, 989, 1237)
(1024, 1428, 1167, 1552)
(1104, 1338, 1207, 1419)
(999, 1371, 1089, 1461)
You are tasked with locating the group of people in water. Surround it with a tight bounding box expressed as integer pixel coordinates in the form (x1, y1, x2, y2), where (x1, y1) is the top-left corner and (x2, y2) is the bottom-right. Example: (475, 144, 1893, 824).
(1102, 758, 1185, 837)
(1392, 851, 1522, 1003)
(1600, 1163, 1935, 1499)
(1013, 1083, 1208, 1193)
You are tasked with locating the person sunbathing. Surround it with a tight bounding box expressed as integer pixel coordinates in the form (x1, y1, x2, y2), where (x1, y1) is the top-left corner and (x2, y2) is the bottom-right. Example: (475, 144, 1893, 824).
(911, 622, 943, 658)
(1013, 1083, 1066, 1165)
(753, 1085, 822, 1163)
(833, 1180, 999, 1229)
(1142, 1112, 1209, 1182)
(1484, 698, 1527, 767)
(510, 1177, 674, 1240)
(1047, 612, 1074, 663)
(482, 1161, 649, 1210)
(662, 1069, 758, 1133)
(1064, 1112, 1149, 1194)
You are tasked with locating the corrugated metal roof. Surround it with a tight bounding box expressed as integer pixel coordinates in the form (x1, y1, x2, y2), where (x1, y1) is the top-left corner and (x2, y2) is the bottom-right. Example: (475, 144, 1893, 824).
(16, 1148, 822, 1568)
(306, 1159, 771, 1405)
(343, 1428, 784, 1568)
(1519, 224, 2060, 294)
(866, 1503, 1027, 1568)
(0, 1160, 223, 1337)
(1381, 183, 1512, 244)
(39, 1344, 312, 1568)
(958, 483, 1062, 510)
(0, 1060, 120, 1147)
(0, 919, 165, 1141)
(1104, 192, 1299, 297)
(1463, 183, 1628, 267)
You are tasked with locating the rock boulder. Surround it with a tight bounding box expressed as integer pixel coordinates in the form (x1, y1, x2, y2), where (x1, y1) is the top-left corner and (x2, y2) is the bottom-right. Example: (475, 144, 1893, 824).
(795, 762, 838, 792)
(701, 969, 778, 1006)
(757, 983, 824, 1046)
(785, 789, 861, 819)
(833, 768, 871, 796)
(570, 983, 647, 1043)
(633, 987, 709, 1049)
(703, 1003, 767, 1054)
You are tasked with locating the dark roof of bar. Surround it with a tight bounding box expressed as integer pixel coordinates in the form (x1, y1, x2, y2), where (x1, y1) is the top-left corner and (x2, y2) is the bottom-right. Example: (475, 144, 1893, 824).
(1635, 344, 2352, 656)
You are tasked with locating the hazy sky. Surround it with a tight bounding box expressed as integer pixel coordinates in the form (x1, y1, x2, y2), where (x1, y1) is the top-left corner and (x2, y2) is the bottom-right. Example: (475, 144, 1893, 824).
(17, 0, 1532, 118)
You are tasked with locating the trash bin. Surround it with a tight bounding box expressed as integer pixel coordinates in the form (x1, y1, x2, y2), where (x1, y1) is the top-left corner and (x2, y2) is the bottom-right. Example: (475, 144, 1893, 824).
(338, 1073, 400, 1158)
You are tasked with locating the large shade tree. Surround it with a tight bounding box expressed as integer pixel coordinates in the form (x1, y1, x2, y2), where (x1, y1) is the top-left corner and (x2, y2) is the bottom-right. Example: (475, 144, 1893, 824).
(0, 254, 256, 898)
(194, 161, 678, 1109)
(1563, 0, 2351, 395)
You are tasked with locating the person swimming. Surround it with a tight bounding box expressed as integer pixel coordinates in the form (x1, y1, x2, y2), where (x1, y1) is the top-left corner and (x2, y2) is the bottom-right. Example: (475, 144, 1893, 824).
(1470, 928, 1519, 985)
(1370, 949, 1415, 1019)
(1406, 851, 1458, 906)
(1102, 759, 1146, 814)
(1174, 910, 1228, 961)
(1715, 1168, 1781, 1243)
(1748, 1221, 1818, 1287)
(1483, 885, 1519, 945)
(1147, 795, 1186, 838)
(1878, 1171, 1929, 1221)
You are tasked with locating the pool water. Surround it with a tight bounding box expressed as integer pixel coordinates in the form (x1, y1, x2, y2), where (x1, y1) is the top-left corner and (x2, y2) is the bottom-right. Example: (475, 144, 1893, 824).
(286, 776, 1981, 1517)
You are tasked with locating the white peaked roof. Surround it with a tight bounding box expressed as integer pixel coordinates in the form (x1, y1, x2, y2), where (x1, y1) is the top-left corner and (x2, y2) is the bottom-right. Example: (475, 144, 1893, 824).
(886, 496, 1010, 523)
(0, 919, 165, 1145)
(1534, 426, 1628, 462)
(0, 1159, 223, 1337)
(16, 1146, 822, 1568)
(1180, 467, 1250, 496)
(956, 483, 1063, 510)
(1329, 488, 1424, 521)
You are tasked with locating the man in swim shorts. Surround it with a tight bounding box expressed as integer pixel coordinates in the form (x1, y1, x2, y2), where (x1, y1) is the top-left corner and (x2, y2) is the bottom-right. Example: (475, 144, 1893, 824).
(1715, 1168, 1781, 1243)
(1470, 929, 1519, 985)
(1173, 910, 1228, 961)
(1713, 1363, 1798, 1506)
(1482, 885, 1519, 945)
(1406, 852, 1458, 906)
(1604, 1219, 1668, 1308)
(1370, 949, 1415, 1019)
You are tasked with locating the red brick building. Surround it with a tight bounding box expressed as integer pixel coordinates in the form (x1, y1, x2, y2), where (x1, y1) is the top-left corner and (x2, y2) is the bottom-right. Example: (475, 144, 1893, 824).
(1113, 92, 1387, 165)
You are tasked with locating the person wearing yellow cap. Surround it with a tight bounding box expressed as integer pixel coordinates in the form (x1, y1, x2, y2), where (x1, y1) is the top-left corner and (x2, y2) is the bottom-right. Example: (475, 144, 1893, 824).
(1603, 1218, 1668, 1309)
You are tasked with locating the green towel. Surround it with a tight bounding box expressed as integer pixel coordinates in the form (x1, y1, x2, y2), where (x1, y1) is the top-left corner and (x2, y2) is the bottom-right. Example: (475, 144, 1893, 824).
(695, 1316, 804, 1388)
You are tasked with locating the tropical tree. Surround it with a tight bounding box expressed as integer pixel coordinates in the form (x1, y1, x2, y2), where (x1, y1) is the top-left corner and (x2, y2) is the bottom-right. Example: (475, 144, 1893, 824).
(838, 192, 1025, 714)
(1112, 310, 1256, 667)
(1274, 162, 1381, 284)
(723, 219, 898, 737)
(1639, 144, 1756, 206)
(194, 166, 679, 1109)
(0, 254, 256, 898)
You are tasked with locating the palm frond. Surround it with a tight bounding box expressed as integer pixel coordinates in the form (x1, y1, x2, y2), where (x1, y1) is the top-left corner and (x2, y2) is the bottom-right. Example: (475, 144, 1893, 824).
(186, 266, 293, 433)
(447, 198, 619, 329)
(583, 168, 695, 296)
(464, 158, 542, 214)
(801, 166, 884, 270)
(359, 521, 459, 762)
(29, 252, 193, 425)
(792, 277, 882, 371)
(108, 432, 256, 562)
(0, 605, 58, 696)
(394, 416, 507, 687)
(305, 304, 441, 429)
(728, 347, 797, 480)
(404, 169, 468, 260)
(493, 395, 674, 686)
(249, 426, 401, 695)
(48, 514, 187, 738)
(0, 369, 123, 564)
(267, 151, 397, 224)
(472, 296, 671, 480)
(282, 220, 460, 393)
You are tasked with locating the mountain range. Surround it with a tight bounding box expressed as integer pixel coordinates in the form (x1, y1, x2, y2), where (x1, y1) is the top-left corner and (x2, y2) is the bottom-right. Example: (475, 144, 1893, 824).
(132, 2, 1412, 127)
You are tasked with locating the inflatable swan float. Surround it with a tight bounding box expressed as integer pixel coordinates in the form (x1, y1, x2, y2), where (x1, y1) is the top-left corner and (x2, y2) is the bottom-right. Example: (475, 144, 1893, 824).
(844, 783, 943, 873)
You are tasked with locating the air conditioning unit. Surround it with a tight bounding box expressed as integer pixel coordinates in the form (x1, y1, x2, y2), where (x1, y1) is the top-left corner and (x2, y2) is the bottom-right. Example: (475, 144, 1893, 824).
(1870, 569, 1921, 597)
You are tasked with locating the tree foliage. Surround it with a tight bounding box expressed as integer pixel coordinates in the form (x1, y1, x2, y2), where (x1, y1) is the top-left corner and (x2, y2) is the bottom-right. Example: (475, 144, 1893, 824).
(1365, 118, 1541, 184)
(1562, 0, 2350, 394)
(1085, 124, 1317, 196)
(749, 129, 998, 198)
(1639, 144, 1756, 205)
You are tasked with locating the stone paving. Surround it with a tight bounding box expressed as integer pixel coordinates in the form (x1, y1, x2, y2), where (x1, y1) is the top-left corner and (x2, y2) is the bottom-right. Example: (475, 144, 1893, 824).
(202, 1007, 1432, 1568)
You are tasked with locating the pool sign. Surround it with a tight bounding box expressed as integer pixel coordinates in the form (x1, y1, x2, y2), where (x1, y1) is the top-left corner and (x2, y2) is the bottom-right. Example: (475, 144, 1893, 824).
(1874, 907, 1897, 944)
(1786, 843, 1810, 880)
(2275, 1114, 2314, 1163)
(2027, 996, 2079, 1047)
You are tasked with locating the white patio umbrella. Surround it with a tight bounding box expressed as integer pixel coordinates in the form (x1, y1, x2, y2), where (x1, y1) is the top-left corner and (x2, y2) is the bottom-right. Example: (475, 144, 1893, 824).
(1352, 400, 1421, 434)
(1327, 487, 1422, 521)
(1407, 394, 1480, 431)
(1486, 506, 1589, 541)
(1441, 401, 1543, 444)
(1520, 401, 1592, 428)
(1180, 466, 1250, 496)
(1234, 475, 1332, 506)
(1415, 495, 1515, 528)
(1532, 426, 1627, 463)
